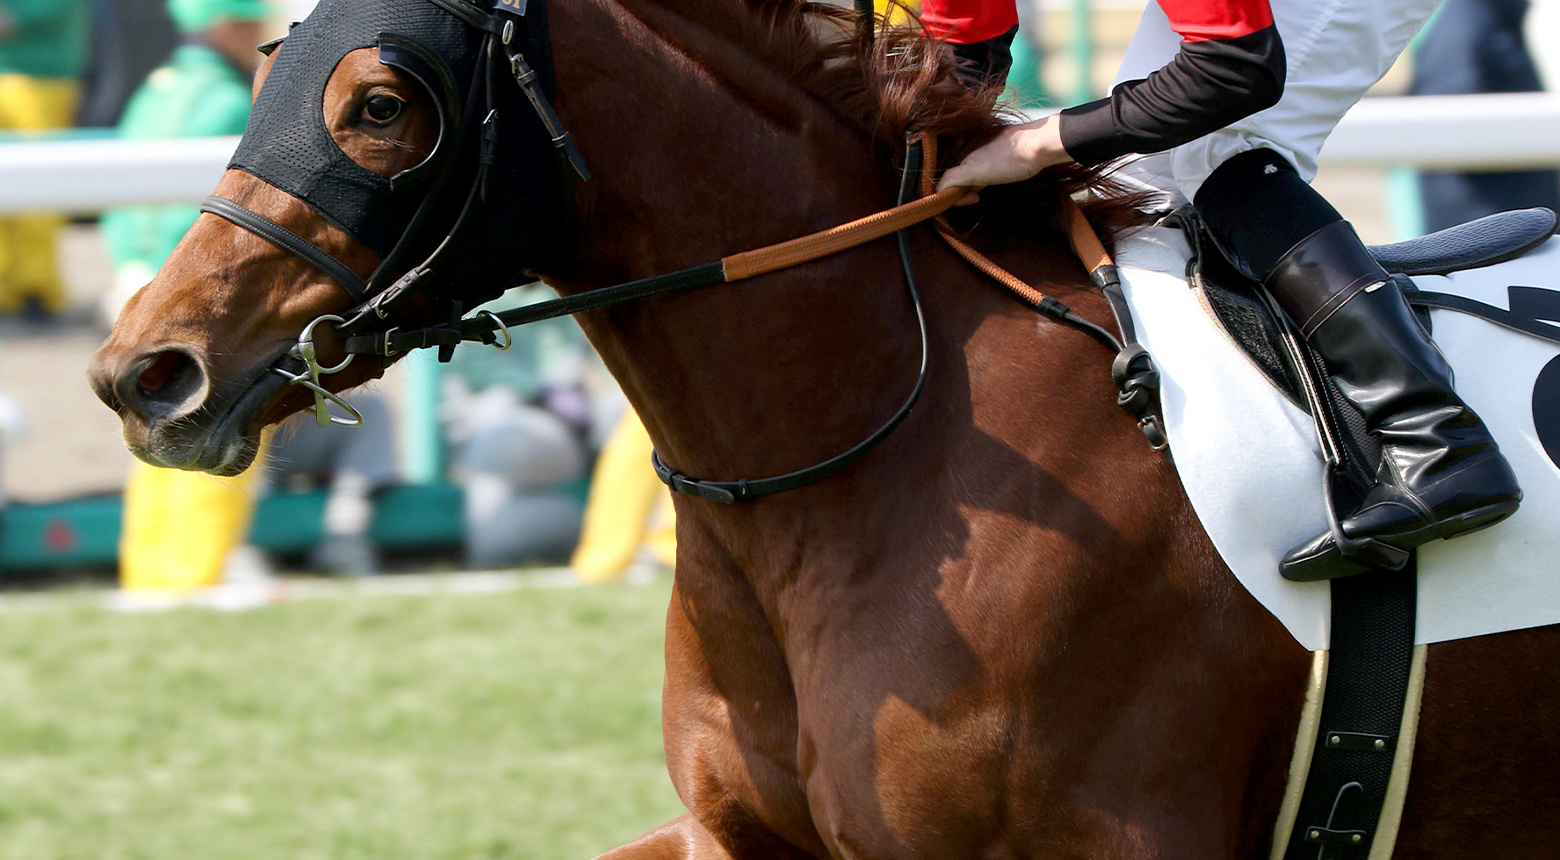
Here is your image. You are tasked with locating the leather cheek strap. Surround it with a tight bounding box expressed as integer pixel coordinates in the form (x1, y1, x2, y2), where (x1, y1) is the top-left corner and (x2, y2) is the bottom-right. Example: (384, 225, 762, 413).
(201, 195, 371, 303)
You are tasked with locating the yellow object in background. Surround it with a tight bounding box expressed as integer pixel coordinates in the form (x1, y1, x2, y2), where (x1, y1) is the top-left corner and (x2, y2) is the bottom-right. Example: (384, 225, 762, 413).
(119, 438, 267, 593)
(876, 0, 918, 26)
(570, 411, 676, 583)
(0, 75, 79, 315)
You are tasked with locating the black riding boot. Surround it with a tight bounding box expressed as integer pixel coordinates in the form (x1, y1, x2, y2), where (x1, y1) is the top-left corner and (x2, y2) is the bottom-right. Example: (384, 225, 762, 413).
(1265, 221, 1523, 580)
(1196, 149, 1523, 580)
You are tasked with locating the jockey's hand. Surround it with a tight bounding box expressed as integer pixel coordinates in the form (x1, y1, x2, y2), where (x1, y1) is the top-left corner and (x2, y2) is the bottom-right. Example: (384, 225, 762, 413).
(936, 114, 1074, 205)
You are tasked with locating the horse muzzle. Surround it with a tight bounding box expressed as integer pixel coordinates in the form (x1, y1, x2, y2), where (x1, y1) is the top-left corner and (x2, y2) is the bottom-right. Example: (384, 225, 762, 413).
(88, 343, 285, 476)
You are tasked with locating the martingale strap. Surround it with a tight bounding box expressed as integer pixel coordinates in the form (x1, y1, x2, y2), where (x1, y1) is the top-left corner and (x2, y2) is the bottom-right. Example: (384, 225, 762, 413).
(646, 139, 937, 504)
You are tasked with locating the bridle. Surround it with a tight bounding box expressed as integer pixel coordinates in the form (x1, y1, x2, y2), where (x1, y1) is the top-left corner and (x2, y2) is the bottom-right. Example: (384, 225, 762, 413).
(199, 0, 585, 419)
(205, 0, 1165, 505)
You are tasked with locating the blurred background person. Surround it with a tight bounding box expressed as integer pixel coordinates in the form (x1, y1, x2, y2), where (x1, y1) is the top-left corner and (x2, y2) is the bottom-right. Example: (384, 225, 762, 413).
(75, 0, 179, 130)
(259, 396, 398, 578)
(1006, 0, 1049, 108)
(117, 435, 269, 593)
(0, 0, 89, 321)
(1528, 0, 1558, 90)
(99, 0, 267, 322)
(1409, 0, 1560, 231)
(442, 286, 614, 570)
(0, 387, 24, 515)
(569, 410, 677, 584)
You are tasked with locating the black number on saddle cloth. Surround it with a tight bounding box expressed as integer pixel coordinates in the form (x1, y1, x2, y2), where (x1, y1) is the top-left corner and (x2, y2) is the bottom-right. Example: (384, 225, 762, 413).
(1508, 286, 1560, 470)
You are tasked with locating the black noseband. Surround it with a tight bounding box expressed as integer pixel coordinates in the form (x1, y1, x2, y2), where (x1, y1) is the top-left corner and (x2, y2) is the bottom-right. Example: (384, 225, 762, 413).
(200, 196, 370, 301)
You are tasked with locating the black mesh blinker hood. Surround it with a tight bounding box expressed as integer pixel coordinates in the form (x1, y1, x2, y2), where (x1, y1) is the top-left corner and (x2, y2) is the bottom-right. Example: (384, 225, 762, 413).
(231, 0, 567, 296)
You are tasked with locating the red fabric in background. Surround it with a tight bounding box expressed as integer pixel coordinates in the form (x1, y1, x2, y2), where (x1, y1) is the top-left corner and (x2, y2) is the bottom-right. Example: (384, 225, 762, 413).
(919, 0, 1273, 46)
(919, 0, 1019, 44)
(1160, 0, 1274, 42)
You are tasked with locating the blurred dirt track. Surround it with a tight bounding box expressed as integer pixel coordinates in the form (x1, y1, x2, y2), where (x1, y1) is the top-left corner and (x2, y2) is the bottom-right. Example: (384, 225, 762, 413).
(0, 226, 131, 502)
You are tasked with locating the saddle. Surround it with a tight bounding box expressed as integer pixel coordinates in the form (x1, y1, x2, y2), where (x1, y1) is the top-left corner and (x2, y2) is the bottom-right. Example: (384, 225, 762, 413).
(1167, 206, 1559, 497)
(1158, 206, 1558, 860)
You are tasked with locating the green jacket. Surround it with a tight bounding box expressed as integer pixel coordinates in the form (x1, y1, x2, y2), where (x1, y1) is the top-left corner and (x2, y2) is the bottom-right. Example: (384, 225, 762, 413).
(0, 0, 88, 78)
(102, 44, 253, 274)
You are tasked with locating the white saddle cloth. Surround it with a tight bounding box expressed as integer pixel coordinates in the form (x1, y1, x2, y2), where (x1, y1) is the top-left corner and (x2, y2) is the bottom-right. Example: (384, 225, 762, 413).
(1117, 226, 1560, 650)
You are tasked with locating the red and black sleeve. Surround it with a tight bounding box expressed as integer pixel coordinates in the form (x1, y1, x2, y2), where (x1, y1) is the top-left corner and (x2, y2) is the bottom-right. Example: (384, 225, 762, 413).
(1058, 0, 1286, 166)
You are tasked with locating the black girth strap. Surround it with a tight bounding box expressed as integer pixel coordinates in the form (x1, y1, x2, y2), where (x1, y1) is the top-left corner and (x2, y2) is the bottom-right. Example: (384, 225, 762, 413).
(1283, 567, 1418, 860)
(1255, 208, 1422, 858)
(201, 196, 370, 302)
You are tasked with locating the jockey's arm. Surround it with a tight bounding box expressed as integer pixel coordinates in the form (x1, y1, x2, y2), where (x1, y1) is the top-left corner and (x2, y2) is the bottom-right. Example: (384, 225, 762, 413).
(933, 0, 1286, 195)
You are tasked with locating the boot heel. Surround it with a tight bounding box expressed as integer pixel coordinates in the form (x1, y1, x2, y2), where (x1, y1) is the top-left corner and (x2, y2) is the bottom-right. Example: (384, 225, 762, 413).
(1408, 498, 1520, 546)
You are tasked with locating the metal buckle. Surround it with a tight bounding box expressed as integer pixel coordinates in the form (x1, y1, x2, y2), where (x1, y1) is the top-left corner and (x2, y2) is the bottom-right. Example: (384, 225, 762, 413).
(1303, 827, 1367, 847)
(381, 326, 403, 358)
(1140, 415, 1169, 452)
(476, 310, 511, 350)
(667, 473, 736, 505)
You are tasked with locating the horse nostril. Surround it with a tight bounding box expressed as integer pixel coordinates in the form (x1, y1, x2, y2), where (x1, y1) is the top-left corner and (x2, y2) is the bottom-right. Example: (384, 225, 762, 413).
(138, 351, 187, 394)
(120, 349, 209, 419)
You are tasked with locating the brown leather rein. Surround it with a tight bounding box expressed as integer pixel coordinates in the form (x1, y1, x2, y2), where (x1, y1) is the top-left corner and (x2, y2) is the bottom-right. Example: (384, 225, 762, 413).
(720, 136, 1122, 317)
(720, 150, 1114, 296)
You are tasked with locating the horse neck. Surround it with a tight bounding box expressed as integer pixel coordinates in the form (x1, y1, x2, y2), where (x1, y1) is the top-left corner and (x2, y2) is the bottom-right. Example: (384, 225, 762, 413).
(544, 0, 925, 483)
(539, 0, 1189, 612)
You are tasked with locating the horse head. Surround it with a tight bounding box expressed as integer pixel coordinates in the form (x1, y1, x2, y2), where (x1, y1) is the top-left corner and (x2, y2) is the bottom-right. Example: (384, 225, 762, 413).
(89, 0, 570, 475)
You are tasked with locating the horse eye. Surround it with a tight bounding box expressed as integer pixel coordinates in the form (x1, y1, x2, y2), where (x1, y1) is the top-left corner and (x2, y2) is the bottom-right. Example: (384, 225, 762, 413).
(362, 94, 404, 124)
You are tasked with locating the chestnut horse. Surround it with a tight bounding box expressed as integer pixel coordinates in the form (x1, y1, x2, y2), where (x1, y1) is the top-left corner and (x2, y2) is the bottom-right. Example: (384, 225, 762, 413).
(89, 0, 1559, 856)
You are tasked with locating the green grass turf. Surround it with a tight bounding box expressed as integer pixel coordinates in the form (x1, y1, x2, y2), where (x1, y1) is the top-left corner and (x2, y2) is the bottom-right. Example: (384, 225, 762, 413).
(0, 578, 684, 860)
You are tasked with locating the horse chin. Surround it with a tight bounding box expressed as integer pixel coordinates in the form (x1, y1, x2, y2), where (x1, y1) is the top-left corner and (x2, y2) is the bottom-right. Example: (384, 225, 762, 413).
(126, 360, 292, 477)
(184, 430, 265, 478)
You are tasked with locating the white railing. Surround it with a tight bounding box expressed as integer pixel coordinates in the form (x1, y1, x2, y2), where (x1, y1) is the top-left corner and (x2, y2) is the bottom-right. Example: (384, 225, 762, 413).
(0, 94, 1556, 214)
(0, 136, 238, 214)
(1320, 93, 1560, 170)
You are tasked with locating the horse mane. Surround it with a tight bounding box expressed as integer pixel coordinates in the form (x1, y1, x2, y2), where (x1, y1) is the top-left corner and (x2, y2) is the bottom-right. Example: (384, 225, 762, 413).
(625, 0, 1146, 233)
